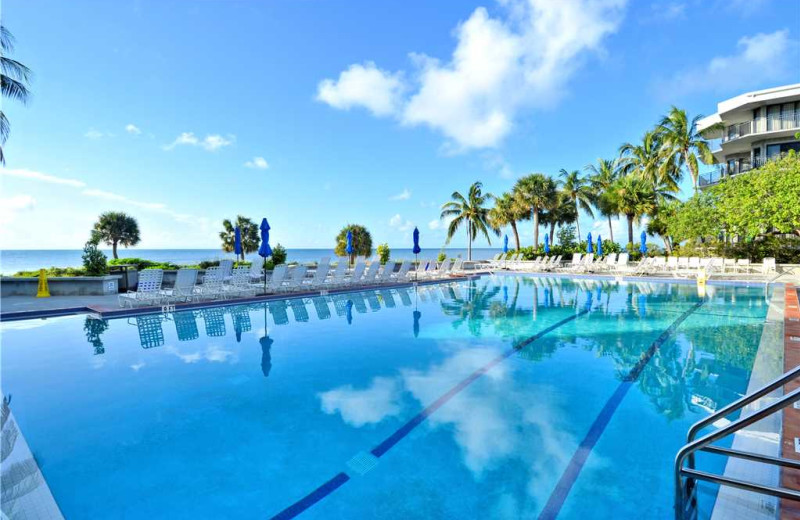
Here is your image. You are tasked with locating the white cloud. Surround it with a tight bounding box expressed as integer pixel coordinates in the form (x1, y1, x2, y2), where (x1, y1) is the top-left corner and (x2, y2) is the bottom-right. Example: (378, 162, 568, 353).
(84, 129, 105, 139)
(319, 377, 403, 427)
(125, 124, 142, 135)
(0, 194, 35, 225)
(163, 132, 235, 151)
(317, 0, 627, 150)
(389, 213, 414, 232)
(659, 30, 798, 97)
(0, 168, 87, 187)
(316, 62, 406, 117)
(245, 156, 269, 169)
(82, 189, 168, 211)
(389, 188, 412, 201)
(428, 219, 442, 230)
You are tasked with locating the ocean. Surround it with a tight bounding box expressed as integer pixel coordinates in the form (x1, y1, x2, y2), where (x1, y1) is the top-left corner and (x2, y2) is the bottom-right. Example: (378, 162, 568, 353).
(0, 248, 503, 274)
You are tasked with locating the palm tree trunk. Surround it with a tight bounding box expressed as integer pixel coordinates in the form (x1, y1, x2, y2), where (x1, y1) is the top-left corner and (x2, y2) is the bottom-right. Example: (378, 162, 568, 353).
(112, 241, 118, 259)
(575, 199, 581, 239)
(662, 235, 672, 254)
(467, 220, 472, 261)
(607, 215, 614, 243)
(511, 221, 521, 251)
(627, 215, 634, 245)
(549, 222, 555, 244)
(533, 209, 539, 249)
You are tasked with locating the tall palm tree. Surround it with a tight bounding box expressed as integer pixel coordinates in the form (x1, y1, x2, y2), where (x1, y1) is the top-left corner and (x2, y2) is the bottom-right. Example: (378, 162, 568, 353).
(1, 26, 32, 165)
(441, 181, 497, 261)
(558, 169, 594, 240)
(541, 191, 577, 245)
(93, 212, 141, 259)
(656, 106, 717, 192)
(220, 215, 260, 261)
(488, 192, 523, 251)
(619, 130, 680, 193)
(607, 175, 656, 245)
(585, 158, 619, 242)
(512, 173, 556, 249)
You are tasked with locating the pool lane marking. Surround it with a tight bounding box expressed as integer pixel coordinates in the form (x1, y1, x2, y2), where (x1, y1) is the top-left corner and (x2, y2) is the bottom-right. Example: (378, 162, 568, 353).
(537, 301, 704, 520)
(268, 307, 593, 520)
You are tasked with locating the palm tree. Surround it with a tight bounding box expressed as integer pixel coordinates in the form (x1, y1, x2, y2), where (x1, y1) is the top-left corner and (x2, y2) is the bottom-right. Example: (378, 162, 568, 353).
(334, 224, 373, 263)
(1, 26, 32, 165)
(512, 173, 556, 249)
(607, 175, 656, 245)
(441, 181, 497, 261)
(558, 169, 594, 239)
(541, 191, 577, 245)
(656, 106, 717, 192)
(488, 192, 523, 251)
(585, 158, 619, 242)
(619, 130, 680, 193)
(93, 212, 141, 259)
(219, 215, 260, 261)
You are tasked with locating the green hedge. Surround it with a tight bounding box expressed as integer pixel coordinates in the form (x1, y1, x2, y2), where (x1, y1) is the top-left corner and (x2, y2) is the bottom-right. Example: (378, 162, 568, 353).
(12, 267, 87, 277)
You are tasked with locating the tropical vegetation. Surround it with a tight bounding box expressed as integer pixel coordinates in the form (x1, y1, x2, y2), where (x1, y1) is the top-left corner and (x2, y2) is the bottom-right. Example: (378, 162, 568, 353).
(93, 212, 141, 260)
(440, 181, 497, 260)
(220, 215, 260, 261)
(1, 25, 32, 165)
(334, 224, 373, 259)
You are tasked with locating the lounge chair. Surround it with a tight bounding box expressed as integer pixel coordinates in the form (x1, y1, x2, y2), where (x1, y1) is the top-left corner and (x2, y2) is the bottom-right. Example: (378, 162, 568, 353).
(326, 259, 349, 288)
(375, 262, 397, 284)
(312, 296, 332, 320)
(264, 264, 288, 293)
(161, 268, 198, 304)
(450, 258, 465, 274)
(219, 259, 234, 280)
(596, 254, 617, 272)
(360, 262, 381, 285)
(736, 258, 751, 273)
(226, 266, 258, 298)
(194, 267, 225, 300)
(665, 256, 678, 271)
(119, 269, 164, 308)
(762, 257, 777, 275)
(392, 260, 412, 282)
(303, 263, 331, 290)
(560, 254, 582, 271)
(344, 262, 366, 286)
(279, 265, 308, 292)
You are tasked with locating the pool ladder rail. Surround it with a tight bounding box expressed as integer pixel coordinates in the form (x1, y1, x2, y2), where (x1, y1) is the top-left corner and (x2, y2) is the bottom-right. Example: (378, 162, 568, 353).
(674, 364, 800, 519)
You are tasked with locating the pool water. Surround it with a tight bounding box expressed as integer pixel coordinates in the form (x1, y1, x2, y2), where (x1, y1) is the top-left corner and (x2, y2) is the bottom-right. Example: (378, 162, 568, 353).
(0, 275, 770, 519)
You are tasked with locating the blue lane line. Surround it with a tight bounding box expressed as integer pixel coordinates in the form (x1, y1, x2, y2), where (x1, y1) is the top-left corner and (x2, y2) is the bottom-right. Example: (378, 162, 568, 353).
(537, 301, 704, 520)
(269, 307, 592, 519)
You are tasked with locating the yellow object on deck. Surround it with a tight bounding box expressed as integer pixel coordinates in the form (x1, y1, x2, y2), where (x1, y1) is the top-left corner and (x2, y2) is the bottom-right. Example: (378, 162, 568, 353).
(36, 269, 50, 298)
(696, 268, 707, 298)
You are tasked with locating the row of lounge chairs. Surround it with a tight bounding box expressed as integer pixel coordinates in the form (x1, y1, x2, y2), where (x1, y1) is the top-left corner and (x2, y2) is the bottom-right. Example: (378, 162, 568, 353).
(118, 257, 463, 308)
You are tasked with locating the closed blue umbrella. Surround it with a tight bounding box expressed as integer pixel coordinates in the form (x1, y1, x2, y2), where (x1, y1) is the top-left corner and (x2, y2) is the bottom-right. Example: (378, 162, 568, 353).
(346, 230, 354, 266)
(346, 300, 353, 325)
(412, 227, 421, 281)
(503, 235, 509, 254)
(596, 234, 603, 257)
(544, 233, 550, 254)
(413, 310, 421, 338)
(640, 231, 648, 254)
(586, 232, 593, 254)
(258, 218, 273, 294)
(234, 226, 242, 259)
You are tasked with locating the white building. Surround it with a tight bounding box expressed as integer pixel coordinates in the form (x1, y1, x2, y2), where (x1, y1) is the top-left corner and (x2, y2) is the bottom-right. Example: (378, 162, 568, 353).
(697, 83, 800, 187)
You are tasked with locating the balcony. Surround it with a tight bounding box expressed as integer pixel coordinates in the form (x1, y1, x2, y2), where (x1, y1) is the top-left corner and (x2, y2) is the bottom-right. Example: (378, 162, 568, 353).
(721, 111, 800, 143)
(698, 157, 771, 187)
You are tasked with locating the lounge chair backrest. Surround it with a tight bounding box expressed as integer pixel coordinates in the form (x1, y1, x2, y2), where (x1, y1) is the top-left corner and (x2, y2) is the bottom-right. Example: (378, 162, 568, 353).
(583, 253, 594, 265)
(249, 261, 263, 278)
(350, 262, 366, 282)
(617, 253, 628, 265)
(138, 269, 163, 292)
(452, 258, 463, 272)
(666, 257, 678, 269)
(711, 258, 724, 267)
(737, 259, 750, 266)
(203, 266, 224, 283)
(688, 257, 700, 268)
(232, 266, 251, 285)
(268, 265, 288, 289)
(440, 258, 454, 273)
(331, 259, 348, 278)
(318, 257, 330, 267)
(311, 263, 330, 284)
(219, 259, 234, 277)
(678, 257, 689, 267)
(653, 257, 666, 267)
(571, 254, 582, 265)
(174, 268, 198, 290)
(763, 258, 776, 273)
(554, 255, 562, 265)
(395, 260, 412, 279)
(724, 258, 736, 267)
(378, 262, 396, 281)
(606, 254, 617, 265)
(363, 262, 381, 281)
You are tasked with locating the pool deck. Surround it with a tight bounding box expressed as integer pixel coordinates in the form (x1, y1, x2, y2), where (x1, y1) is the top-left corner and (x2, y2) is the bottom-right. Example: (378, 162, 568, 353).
(781, 285, 800, 520)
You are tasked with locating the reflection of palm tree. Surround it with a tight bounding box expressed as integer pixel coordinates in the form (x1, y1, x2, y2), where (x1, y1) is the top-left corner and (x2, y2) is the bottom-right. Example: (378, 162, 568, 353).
(440, 280, 500, 337)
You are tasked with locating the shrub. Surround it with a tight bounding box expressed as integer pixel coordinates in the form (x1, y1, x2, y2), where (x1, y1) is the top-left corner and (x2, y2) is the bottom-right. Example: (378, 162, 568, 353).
(109, 257, 180, 271)
(377, 243, 391, 264)
(198, 260, 221, 269)
(12, 267, 87, 277)
(437, 252, 447, 262)
(82, 235, 108, 276)
(271, 243, 288, 265)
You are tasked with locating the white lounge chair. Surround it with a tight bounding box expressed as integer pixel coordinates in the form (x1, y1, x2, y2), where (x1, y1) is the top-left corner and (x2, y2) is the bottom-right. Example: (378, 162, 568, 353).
(279, 265, 308, 292)
(345, 262, 367, 286)
(248, 261, 264, 283)
(119, 269, 164, 308)
(219, 259, 234, 280)
(265, 264, 288, 293)
(225, 266, 257, 298)
(762, 258, 777, 275)
(375, 262, 398, 284)
(360, 262, 381, 285)
(195, 267, 226, 300)
(736, 258, 751, 273)
(304, 263, 331, 290)
(161, 268, 198, 304)
(392, 260, 412, 282)
(561, 254, 582, 271)
(325, 259, 349, 288)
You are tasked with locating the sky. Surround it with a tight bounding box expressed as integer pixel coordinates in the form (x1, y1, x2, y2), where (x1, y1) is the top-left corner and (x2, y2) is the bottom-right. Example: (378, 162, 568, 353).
(1, 0, 799, 251)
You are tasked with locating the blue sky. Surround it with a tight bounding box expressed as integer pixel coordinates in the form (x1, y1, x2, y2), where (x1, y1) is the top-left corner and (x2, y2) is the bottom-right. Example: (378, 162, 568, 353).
(1, 0, 799, 251)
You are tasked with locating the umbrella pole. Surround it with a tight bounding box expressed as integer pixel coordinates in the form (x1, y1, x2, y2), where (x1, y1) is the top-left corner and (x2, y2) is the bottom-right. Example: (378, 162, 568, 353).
(415, 253, 418, 281)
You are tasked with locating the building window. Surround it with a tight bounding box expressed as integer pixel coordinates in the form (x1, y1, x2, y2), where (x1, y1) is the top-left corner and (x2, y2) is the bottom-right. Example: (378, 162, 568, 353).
(766, 142, 800, 159)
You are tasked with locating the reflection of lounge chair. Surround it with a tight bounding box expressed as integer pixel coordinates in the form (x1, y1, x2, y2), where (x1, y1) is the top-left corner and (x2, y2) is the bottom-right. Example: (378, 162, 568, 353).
(133, 315, 165, 348)
(331, 295, 348, 317)
(379, 289, 396, 308)
(173, 311, 199, 341)
(269, 300, 290, 325)
(350, 293, 369, 314)
(397, 289, 413, 306)
(230, 305, 252, 335)
(289, 299, 310, 322)
(312, 297, 331, 320)
(366, 292, 381, 311)
(203, 308, 227, 337)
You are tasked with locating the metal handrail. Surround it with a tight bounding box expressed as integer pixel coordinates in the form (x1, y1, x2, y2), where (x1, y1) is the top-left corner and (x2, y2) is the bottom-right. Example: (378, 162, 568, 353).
(674, 368, 800, 519)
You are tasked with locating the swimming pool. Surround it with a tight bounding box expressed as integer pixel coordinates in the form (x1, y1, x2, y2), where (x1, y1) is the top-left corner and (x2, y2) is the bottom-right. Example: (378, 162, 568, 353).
(0, 275, 772, 519)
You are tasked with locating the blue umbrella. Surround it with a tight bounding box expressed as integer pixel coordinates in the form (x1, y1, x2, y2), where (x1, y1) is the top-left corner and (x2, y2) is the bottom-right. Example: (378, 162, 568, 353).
(586, 232, 593, 254)
(503, 235, 509, 254)
(412, 227, 421, 281)
(640, 231, 648, 254)
(413, 310, 421, 338)
(258, 218, 273, 293)
(234, 226, 242, 259)
(346, 300, 353, 325)
(596, 234, 603, 257)
(544, 233, 550, 254)
(345, 230, 354, 266)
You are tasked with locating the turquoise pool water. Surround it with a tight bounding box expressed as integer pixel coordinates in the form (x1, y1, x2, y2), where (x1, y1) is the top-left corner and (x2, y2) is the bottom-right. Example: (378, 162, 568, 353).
(0, 275, 770, 519)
